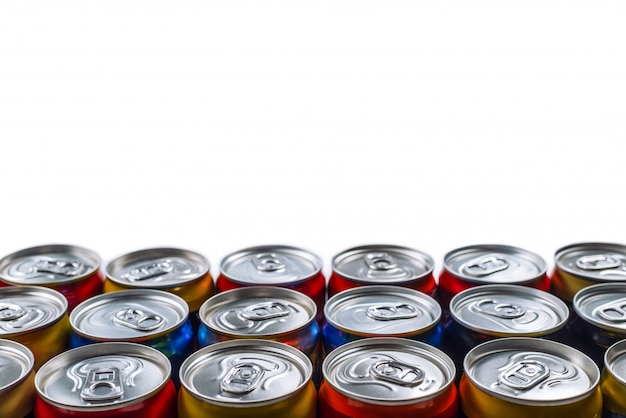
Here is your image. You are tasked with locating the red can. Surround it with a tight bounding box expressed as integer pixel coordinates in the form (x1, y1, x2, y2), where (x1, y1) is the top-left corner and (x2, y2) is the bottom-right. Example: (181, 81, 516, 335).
(0, 244, 104, 311)
(216, 245, 325, 322)
(438, 244, 550, 312)
(328, 244, 436, 298)
(34, 342, 177, 418)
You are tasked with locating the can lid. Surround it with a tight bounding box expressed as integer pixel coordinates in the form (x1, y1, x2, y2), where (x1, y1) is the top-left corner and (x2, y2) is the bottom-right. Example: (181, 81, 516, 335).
(35, 342, 171, 411)
(0, 286, 67, 337)
(106, 248, 210, 289)
(0, 339, 34, 395)
(220, 245, 322, 285)
(573, 283, 626, 334)
(604, 340, 626, 386)
(0, 244, 101, 285)
(70, 289, 189, 341)
(450, 285, 568, 337)
(443, 244, 546, 284)
(322, 337, 455, 405)
(332, 245, 434, 284)
(555, 242, 626, 282)
(464, 337, 599, 406)
(180, 339, 312, 406)
(324, 285, 441, 337)
(200, 287, 316, 337)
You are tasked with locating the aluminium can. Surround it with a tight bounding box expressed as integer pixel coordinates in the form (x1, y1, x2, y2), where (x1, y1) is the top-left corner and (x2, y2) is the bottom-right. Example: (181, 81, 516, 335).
(600, 340, 626, 418)
(328, 244, 436, 298)
(34, 342, 177, 418)
(318, 337, 458, 418)
(322, 285, 442, 354)
(0, 339, 36, 418)
(0, 244, 104, 311)
(216, 245, 325, 322)
(438, 244, 550, 312)
(178, 339, 317, 418)
(0, 286, 70, 369)
(552, 243, 626, 303)
(460, 337, 602, 418)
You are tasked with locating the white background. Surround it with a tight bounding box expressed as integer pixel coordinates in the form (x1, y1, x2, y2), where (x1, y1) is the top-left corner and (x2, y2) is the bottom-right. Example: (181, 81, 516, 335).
(1, 0, 625, 279)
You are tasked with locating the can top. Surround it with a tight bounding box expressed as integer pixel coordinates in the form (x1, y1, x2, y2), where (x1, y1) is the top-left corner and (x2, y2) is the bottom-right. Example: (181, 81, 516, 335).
(324, 285, 441, 336)
(555, 242, 626, 282)
(35, 342, 171, 411)
(443, 244, 546, 285)
(604, 340, 626, 386)
(220, 245, 322, 285)
(322, 338, 455, 405)
(464, 338, 599, 406)
(106, 247, 210, 289)
(0, 244, 101, 285)
(332, 244, 434, 284)
(199, 287, 316, 337)
(70, 289, 189, 341)
(180, 339, 312, 406)
(0, 286, 68, 337)
(0, 339, 34, 395)
(573, 283, 626, 333)
(450, 285, 568, 337)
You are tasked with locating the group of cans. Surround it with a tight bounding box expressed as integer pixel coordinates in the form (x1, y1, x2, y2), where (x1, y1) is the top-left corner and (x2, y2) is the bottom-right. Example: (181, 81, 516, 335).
(3, 242, 626, 417)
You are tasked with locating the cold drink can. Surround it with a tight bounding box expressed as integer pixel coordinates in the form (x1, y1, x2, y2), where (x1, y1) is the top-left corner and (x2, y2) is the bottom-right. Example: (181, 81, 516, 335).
(322, 285, 442, 354)
(460, 337, 602, 418)
(0, 339, 36, 418)
(34, 342, 177, 417)
(0, 244, 103, 311)
(600, 339, 626, 418)
(328, 244, 436, 298)
(178, 339, 317, 418)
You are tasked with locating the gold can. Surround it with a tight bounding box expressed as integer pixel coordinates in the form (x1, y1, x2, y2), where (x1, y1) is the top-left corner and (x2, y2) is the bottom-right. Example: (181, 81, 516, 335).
(0, 339, 36, 418)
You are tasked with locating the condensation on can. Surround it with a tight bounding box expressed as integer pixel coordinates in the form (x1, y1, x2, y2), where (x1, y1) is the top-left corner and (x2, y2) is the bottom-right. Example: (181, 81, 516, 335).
(0, 339, 36, 418)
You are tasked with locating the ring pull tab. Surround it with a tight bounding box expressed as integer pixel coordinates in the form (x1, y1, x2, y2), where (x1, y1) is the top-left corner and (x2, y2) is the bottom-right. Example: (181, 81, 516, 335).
(221, 363, 265, 394)
(113, 308, 164, 331)
(239, 301, 292, 321)
(596, 299, 626, 323)
(369, 360, 425, 387)
(576, 254, 621, 271)
(0, 303, 27, 321)
(123, 261, 173, 281)
(252, 253, 286, 273)
(499, 360, 550, 390)
(367, 304, 420, 321)
(34, 259, 82, 277)
(473, 299, 526, 319)
(364, 253, 398, 271)
(80, 367, 124, 402)
(462, 256, 509, 277)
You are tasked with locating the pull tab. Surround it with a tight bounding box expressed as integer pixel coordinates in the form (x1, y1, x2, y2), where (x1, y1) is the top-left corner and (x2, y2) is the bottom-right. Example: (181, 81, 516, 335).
(499, 360, 550, 390)
(123, 261, 173, 281)
(252, 253, 286, 273)
(221, 363, 265, 394)
(0, 303, 27, 321)
(113, 308, 164, 331)
(596, 299, 626, 323)
(369, 360, 425, 387)
(364, 253, 398, 271)
(462, 256, 509, 277)
(367, 304, 420, 321)
(239, 301, 291, 321)
(34, 259, 82, 277)
(80, 367, 124, 402)
(576, 254, 621, 271)
(473, 299, 526, 319)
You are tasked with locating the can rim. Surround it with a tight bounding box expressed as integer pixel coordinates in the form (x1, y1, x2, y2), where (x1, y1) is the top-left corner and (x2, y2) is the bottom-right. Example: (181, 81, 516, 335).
(199, 286, 317, 337)
(449, 284, 569, 337)
(105, 247, 210, 288)
(322, 337, 456, 405)
(463, 337, 600, 406)
(331, 244, 434, 284)
(0, 339, 34, 395)
(324, 285, 441, 337)
(604, 339, 626, 386)
(0, 244, 101, 285)
(555, 242, 626, 282)
(573, 282, 626, 333)
(35, 342, 171, 411)
(179, 339, 313, 407)
(0, 286, 68, 337)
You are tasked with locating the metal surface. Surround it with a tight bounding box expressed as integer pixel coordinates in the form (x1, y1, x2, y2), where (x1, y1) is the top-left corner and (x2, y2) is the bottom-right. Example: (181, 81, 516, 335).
(0, 286, 67, 336)
(0, 339, 34, 394)
(556, 243, 626, 282)
(573, 283, 626, 333)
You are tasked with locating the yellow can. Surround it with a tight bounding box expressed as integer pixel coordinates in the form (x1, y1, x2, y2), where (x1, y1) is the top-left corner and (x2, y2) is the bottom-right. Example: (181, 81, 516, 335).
(0, 339, 36, 418)
(601, 340, 626, 417)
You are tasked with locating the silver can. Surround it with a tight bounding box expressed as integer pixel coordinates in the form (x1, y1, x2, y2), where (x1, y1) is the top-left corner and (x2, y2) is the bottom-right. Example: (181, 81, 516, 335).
(0, 339, 36, 418)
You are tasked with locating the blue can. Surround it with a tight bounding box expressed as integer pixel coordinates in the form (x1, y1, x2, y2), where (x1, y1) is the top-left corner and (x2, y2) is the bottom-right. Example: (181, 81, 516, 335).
(322, 285, 443, 354)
